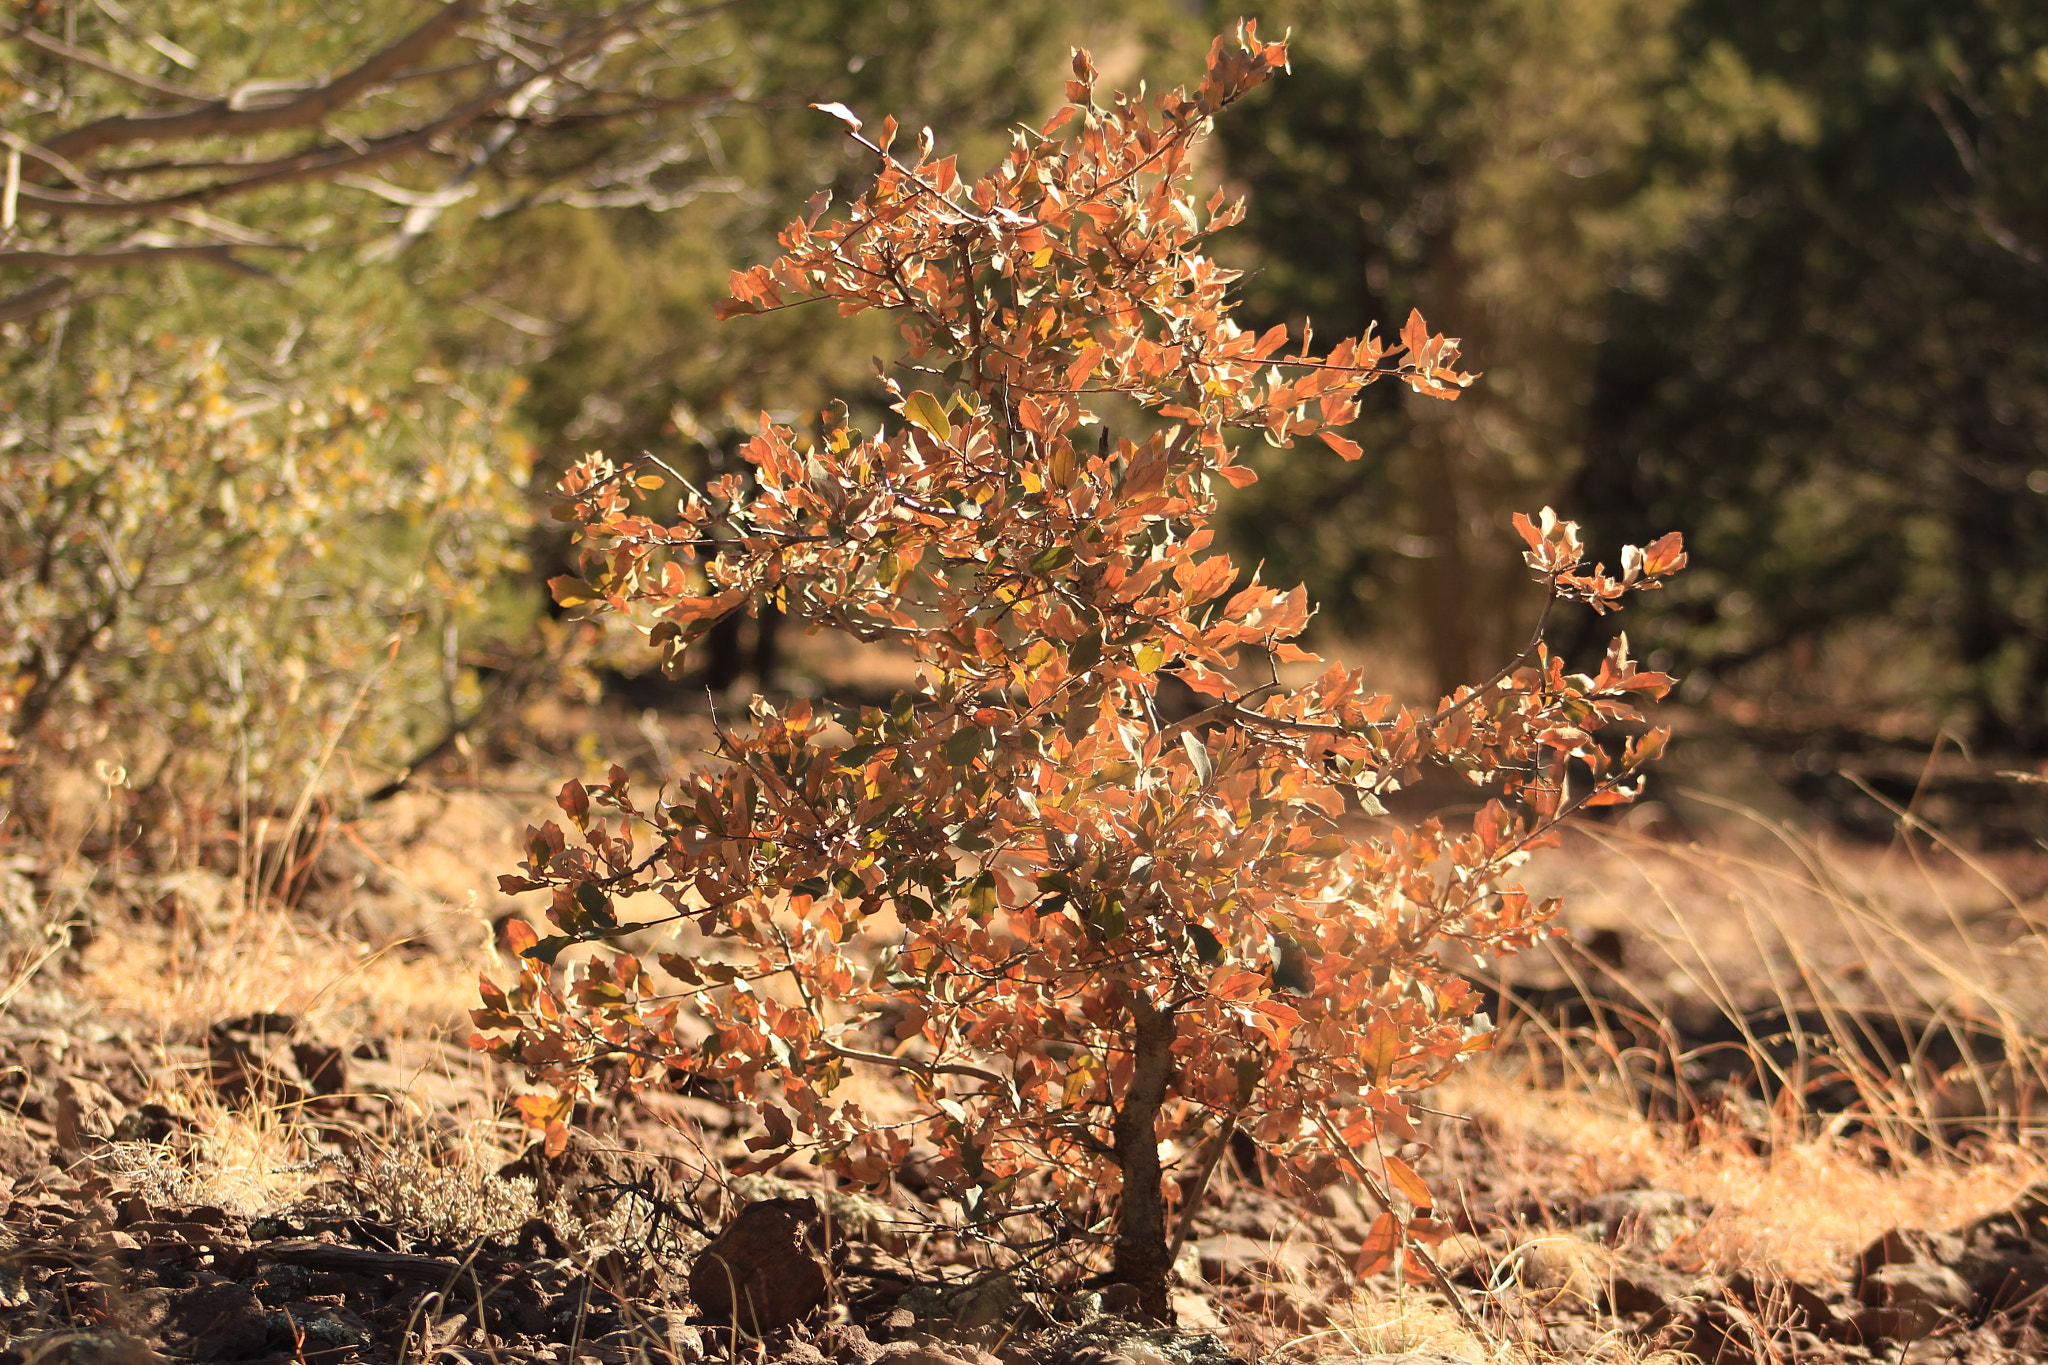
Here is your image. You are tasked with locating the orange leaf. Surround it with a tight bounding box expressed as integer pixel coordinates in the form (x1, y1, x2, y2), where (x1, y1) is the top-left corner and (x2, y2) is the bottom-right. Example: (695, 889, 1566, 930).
(1384, 1154, 1432, 1210)
(503, 919, 539, 956)
(1353, 1211, 1399, 1277)
(1320, 431, 1364, 461)
(1174, 556, 1236, 604)
(1643, 529, 1687, 576)
(1400, 308, 1431, 361)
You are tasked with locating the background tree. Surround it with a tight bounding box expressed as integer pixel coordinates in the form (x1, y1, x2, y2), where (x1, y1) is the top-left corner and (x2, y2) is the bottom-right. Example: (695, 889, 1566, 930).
(473, 28, 1683, 1321)
(1564, 0, 2048, 753)
(1206, 0, 1704, 698)
(0, 0, 1182, 837)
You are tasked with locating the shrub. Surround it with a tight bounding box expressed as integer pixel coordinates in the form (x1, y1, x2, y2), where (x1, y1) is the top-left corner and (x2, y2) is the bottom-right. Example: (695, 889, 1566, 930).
(0, 332, 533, 841)
(473, 24, 1684, 1319)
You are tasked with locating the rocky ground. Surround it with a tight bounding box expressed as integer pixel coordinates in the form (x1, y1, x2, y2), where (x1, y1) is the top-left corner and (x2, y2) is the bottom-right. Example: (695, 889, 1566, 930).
(1, 692, 2041, 1365)
(0, 997, 2043, 1365)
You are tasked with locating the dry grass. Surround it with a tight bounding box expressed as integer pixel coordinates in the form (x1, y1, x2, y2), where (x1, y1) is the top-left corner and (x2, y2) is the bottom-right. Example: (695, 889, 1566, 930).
(100, 1080, 324, 1215)
(75, 899, 489, 1044)
(1297, 1293, 1699, 1365)
(1443, 1065, 2048, 1284)
(8, 715, 2045, 1363)
(1434, 793, 2048, 1288)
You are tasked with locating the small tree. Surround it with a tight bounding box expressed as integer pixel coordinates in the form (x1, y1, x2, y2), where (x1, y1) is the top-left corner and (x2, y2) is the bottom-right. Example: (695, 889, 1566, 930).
(473, 24, 1684, 1320)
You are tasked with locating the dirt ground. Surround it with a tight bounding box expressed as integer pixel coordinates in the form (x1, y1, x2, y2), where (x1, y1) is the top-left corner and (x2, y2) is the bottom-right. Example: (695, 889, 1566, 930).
(1, 686, 2045, 1365)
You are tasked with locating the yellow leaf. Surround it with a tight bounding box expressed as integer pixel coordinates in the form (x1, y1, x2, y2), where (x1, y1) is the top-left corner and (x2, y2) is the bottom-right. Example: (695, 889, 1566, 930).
(1049, 442, 1076, 488)
(1362, 1024, 1400, 1086)
(901, 390, 952, 441)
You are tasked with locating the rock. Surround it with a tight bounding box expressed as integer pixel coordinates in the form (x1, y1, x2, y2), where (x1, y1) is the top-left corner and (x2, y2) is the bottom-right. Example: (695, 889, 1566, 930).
(871, 1344, 987, 1365)
(52, 1078, 122, 1153)
(205, 1013, 347, 1111)
(817, 1323, 885, 1364)
(1951, 1182, 2048, 1313)
(109, 1104, 198, 1147)
(1964, 1249, 2048, 1316)
(1191, 1233, 1315, 1284)
(267, 1306, 376, 1353)
(690, 1197, 830, 1333)
(1428, 1232, 1499, 1287)
(160, 1280, 271, 1359)
(1312, 1183, 1373, 1242)
(896, 1273, 1024, 1331)
(5, 1330, 164, 1365)
(1578, 1188, 1695, 1254)
(1044, 1322, 1243, 1365)
(1854, 1262, 1973, 1341)
(1168, 1292, 1228, 1337)
(732, 1173, 911, 1252)
(1503, 1234, 1607, 1310)
(1236, 1282, 1332, 1332)
(1854, 1227, 1966, 1288)
(1673, 1302, 1769, 1365)
(1724, 1271, 1855, 1342)
(1604, 1259, 1696, 1316)
(1950, 1179, 2048, 1261)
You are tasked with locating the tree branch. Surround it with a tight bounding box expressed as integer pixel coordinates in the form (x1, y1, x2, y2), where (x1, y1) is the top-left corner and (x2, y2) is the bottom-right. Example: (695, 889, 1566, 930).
(37, 0, 487, 164)
(0, 241, 297, 269)
(0, 276, 73, 323)
(7, 24, 209, 101)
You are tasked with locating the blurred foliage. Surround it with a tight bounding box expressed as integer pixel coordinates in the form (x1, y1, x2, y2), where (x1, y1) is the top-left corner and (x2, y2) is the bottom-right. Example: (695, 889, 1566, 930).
(4, 0, 2044, 863)
(1212, 0, 2048, 751)
(1563, 0, 2048, 750)
(1210, 0, 1708, 693)
(0, 321, 532, 825)
(0, 0, 1188, 846)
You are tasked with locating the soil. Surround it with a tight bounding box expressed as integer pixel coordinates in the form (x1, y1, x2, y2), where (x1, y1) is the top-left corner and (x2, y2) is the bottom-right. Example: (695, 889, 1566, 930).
(0, 998, 2043, 1365)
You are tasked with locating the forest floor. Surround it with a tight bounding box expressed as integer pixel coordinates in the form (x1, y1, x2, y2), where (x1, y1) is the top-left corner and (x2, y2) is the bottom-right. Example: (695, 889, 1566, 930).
(2, 694, 2046, 1365)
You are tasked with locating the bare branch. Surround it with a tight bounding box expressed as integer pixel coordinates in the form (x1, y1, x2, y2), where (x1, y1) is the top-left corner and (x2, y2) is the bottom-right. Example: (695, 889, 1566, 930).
(0, 241, 297, 270)
(8, 24, 208, 100)
(38, 0, 488, 164)
(0, 276, 73, 323)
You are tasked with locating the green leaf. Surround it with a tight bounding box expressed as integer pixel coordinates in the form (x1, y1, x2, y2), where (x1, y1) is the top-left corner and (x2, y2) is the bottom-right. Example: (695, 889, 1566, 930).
(1084, 894, 1127, 942)
(523, 935, 574, 965)
(901, 390, 952, 441)
(943, 726, 989, 766)
(1235, 1055, 1263, 1104)
(1188, 922, 1224, 963)
(549, 575, 600, 609)
(1069, 629, 1102, 674)
(1361, 1024, 1401, 1086)
(1030, 544, 1073, 574)
(574, 882, 617, 929)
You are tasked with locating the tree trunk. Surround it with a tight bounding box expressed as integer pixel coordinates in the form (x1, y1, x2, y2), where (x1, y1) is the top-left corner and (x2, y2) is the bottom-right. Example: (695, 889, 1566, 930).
(1110, 991, 1177, 1322)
